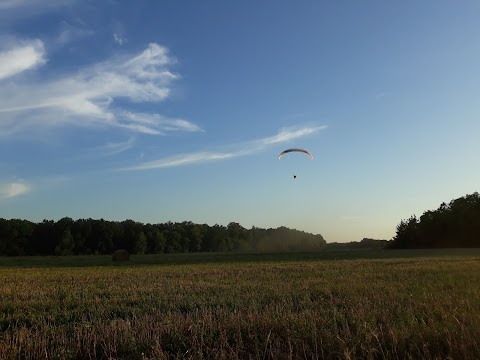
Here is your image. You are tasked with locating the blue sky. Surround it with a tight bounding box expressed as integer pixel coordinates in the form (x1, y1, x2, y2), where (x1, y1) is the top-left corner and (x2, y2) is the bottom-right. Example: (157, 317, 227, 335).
(1, 1, 480, 242)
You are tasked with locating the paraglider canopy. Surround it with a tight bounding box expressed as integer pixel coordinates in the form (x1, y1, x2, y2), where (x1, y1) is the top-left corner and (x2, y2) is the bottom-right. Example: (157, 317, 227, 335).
(278, 148, 313, 159)
(278, 148, 313, 179)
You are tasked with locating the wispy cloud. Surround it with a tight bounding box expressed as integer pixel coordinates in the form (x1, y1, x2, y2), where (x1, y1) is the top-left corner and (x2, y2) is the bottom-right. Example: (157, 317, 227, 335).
(0, 39, 46, 80)
(255, 126, 326, 146)
(121, 112, 202, 135)
(0, 181, 31, 199)
(56, 21, 94, 45)
(0, 43, 201, 136)
(120, 125, 326, 171)
(79, 137, 136, 158)
(124, 152, 236, 170)
(113, 33, 127, 45)
(101, 137, 135, 155)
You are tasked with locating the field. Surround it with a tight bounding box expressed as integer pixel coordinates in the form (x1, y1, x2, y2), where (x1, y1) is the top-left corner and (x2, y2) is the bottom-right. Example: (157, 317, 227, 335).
(0, 250, 479, 359)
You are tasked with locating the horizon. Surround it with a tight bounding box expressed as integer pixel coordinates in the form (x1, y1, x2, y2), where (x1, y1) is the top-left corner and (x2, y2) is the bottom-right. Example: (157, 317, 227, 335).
(1, 1, 480, 242)
(2, 215, 383, 243)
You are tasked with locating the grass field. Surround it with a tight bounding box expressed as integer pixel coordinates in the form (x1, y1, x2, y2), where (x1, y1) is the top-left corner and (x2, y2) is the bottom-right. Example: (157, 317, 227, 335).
(0, 249, 479, 359)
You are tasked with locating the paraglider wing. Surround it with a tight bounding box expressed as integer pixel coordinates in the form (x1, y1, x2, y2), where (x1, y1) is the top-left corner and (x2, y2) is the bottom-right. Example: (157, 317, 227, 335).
(278, 148, 313, 159)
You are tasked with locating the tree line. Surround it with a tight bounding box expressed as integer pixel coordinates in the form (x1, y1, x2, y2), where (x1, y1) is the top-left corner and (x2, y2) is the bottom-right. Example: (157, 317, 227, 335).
(0, 218, 326, 256)
(325, 238, 389, 251)
(4, 191, 477, 256)
(389, 192, 480, 249)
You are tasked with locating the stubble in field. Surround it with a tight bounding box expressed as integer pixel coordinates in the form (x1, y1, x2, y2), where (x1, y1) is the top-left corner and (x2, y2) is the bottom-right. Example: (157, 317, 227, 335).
(0, 254, 479, 359)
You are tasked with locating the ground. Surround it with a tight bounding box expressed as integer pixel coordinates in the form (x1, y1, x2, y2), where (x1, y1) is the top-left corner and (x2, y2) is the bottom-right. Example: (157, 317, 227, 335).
(0, 249, 479, 359)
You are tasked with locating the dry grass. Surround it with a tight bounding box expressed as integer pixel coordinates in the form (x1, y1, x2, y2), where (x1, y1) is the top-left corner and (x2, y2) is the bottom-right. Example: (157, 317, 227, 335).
(0, 254, 479, 359)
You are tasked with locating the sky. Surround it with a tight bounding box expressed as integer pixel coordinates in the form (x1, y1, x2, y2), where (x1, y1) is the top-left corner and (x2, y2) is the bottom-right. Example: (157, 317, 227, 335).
(1, 1, 480, 242)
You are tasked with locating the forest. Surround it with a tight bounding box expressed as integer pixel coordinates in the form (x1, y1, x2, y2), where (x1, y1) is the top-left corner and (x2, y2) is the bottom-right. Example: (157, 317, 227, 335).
(389, 192, 480, 248)
(0, 218, 326, 256)
(2, 192, 479, 256)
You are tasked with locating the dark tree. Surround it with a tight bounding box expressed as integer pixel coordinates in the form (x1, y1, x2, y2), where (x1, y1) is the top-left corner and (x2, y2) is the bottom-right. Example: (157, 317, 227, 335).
(389, 192, 480, 249)
(0, 218, 327, 256)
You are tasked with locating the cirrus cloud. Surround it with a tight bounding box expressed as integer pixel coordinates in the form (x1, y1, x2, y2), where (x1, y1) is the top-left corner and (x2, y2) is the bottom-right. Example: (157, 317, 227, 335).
(0, 43, 201, 137)
(119, 125, 327, 171)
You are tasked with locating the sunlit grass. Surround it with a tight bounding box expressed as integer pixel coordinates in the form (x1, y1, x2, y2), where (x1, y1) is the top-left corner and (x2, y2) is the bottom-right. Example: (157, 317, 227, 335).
(0, 251, 479, 359)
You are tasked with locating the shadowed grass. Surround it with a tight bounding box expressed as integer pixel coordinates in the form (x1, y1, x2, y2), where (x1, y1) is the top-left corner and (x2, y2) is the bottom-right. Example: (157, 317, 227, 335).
(1, 248, 480, 268)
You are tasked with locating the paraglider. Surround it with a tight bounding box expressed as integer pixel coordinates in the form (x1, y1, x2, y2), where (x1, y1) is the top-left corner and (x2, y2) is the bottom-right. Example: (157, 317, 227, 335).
(278, 148, 313, 159)
(278, 148, 313, 179)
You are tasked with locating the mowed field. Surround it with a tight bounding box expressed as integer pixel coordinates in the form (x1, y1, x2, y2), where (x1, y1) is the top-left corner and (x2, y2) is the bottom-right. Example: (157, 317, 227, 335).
(0, 250, 479, 359)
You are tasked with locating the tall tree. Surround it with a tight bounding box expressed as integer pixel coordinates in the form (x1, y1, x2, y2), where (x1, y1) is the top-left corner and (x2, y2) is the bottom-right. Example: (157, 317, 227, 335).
(133, 231, 147, 254)
(54, 229, 75, 256)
